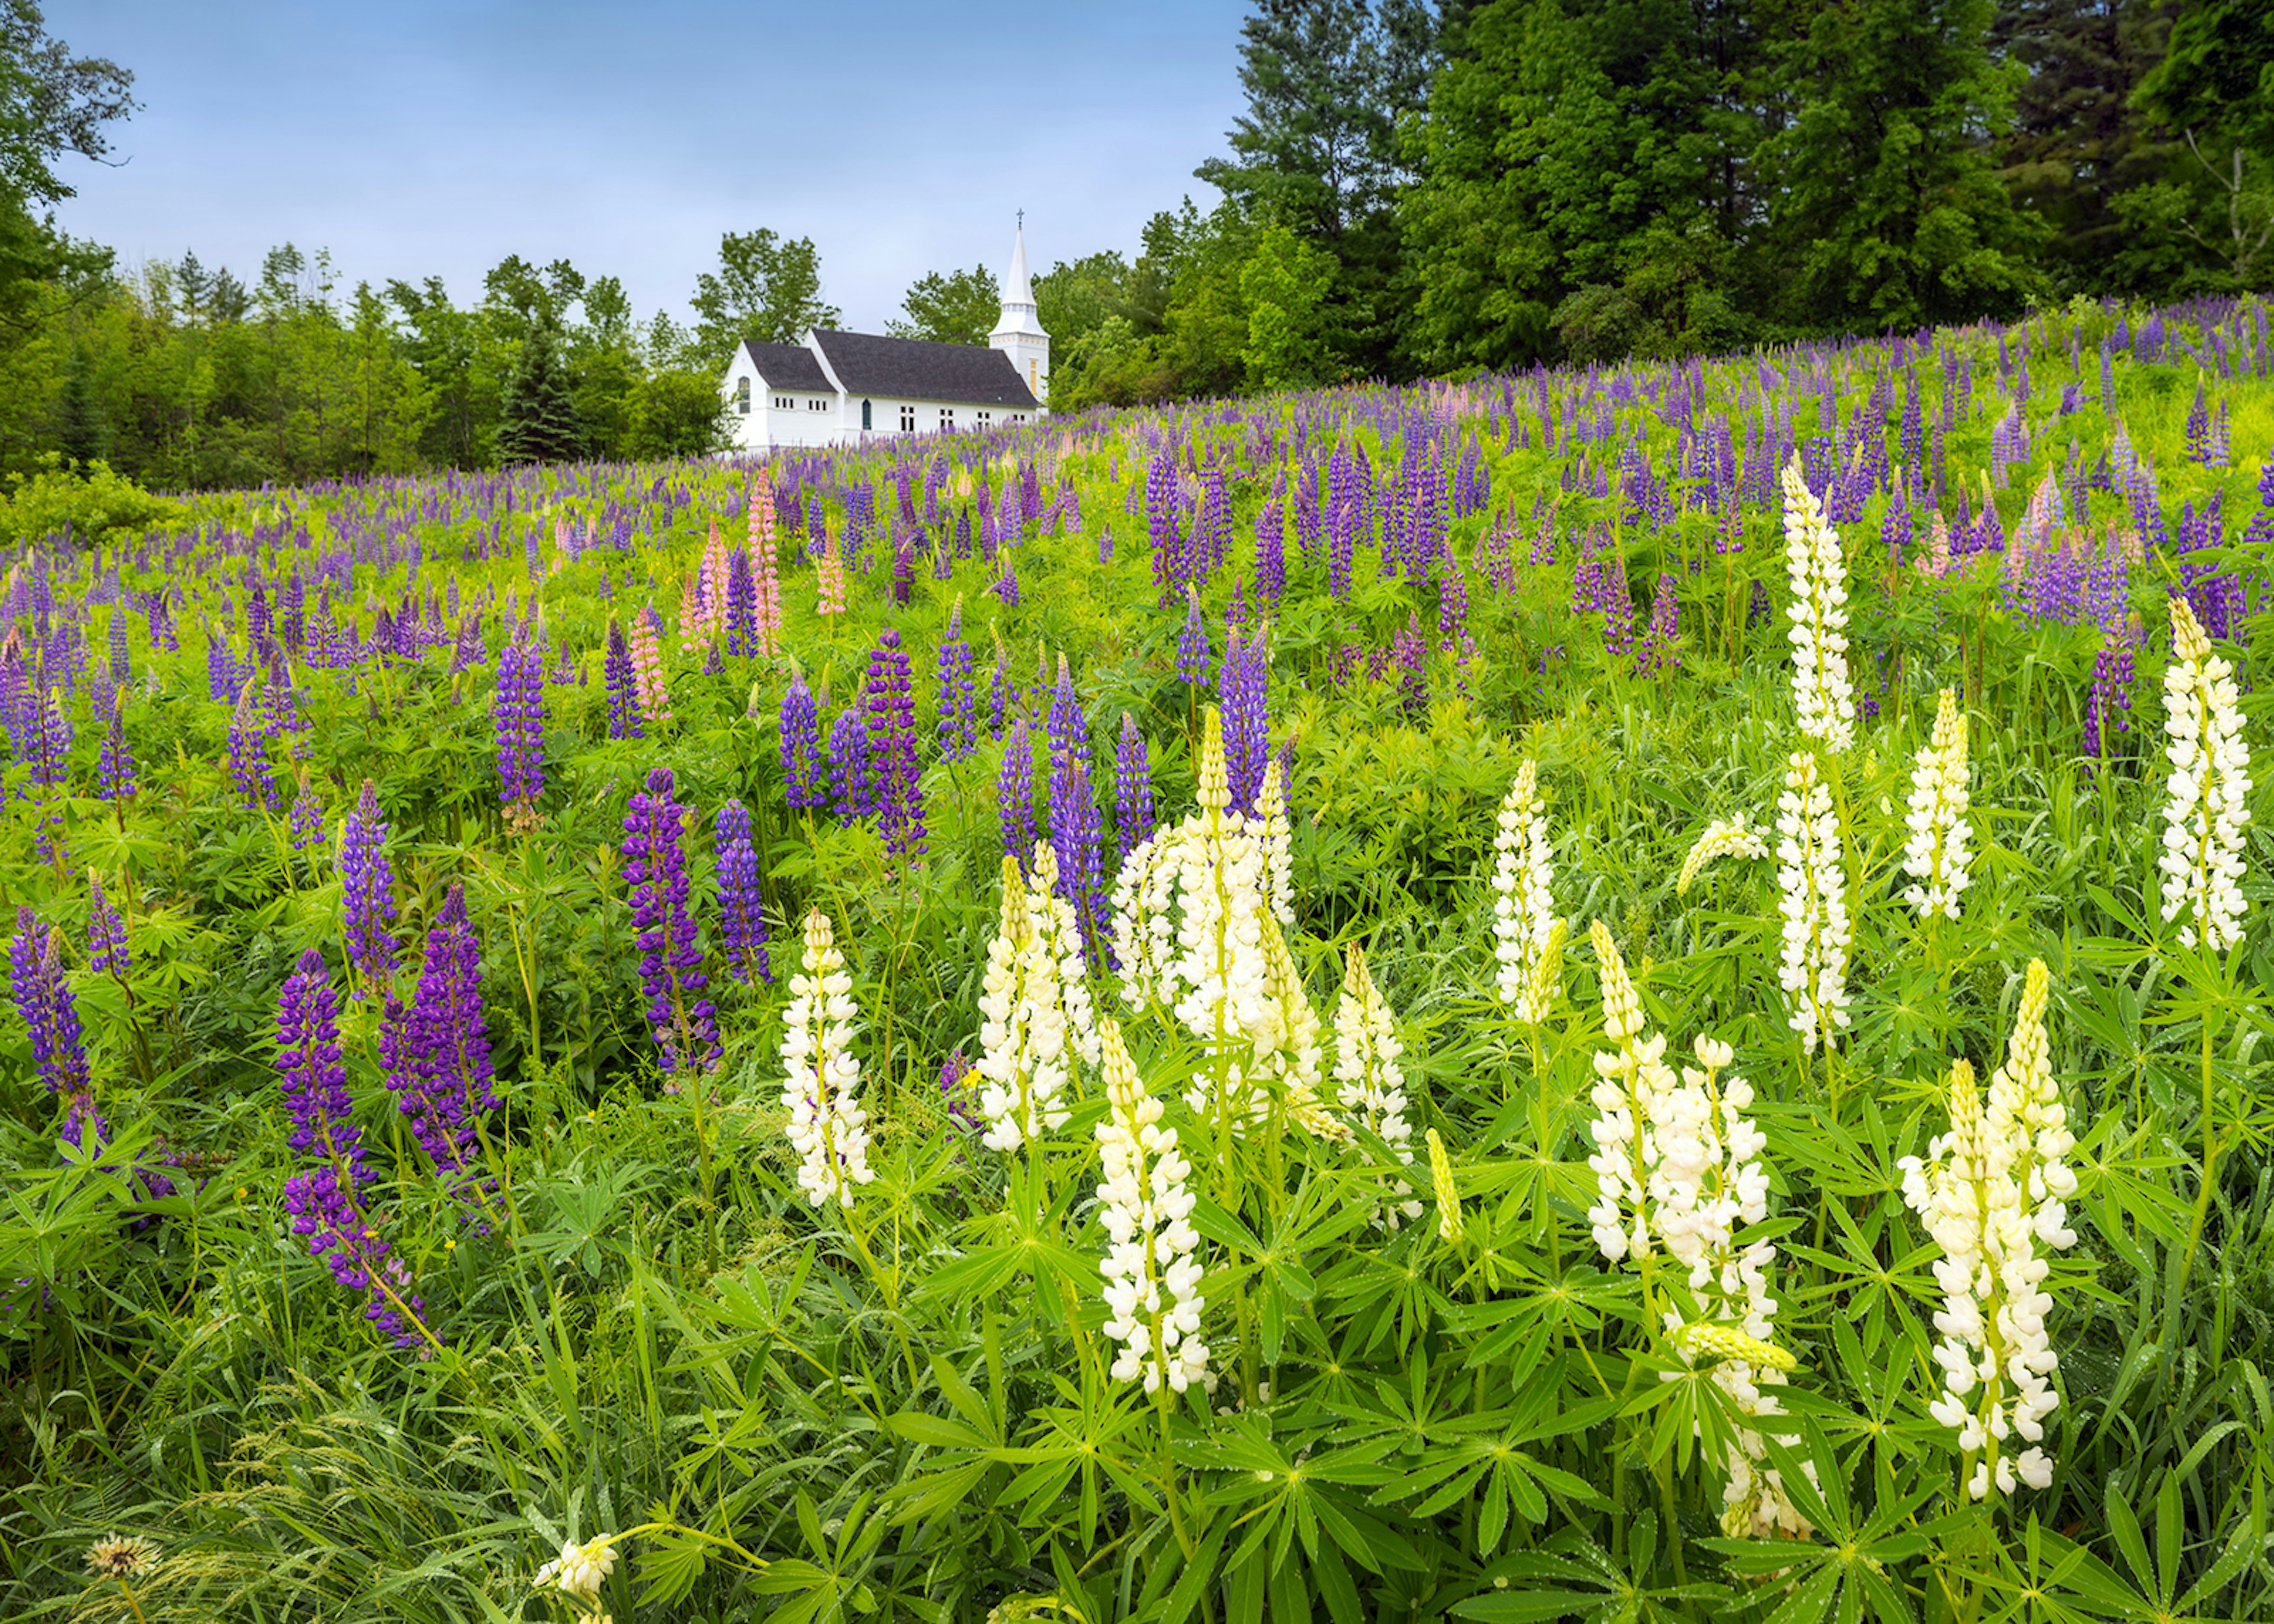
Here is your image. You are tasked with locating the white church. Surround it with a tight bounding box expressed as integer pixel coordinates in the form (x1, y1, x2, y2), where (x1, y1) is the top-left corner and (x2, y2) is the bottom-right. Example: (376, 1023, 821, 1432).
(721, 224, 1048, 451)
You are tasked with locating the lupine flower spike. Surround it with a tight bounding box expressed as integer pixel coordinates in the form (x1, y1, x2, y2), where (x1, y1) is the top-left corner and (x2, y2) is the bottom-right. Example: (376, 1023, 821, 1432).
(2156, 597, 2251, 951)
(780, 909, 873, 1211)
(1676, 818, 1769, 896)
(1778, 458, 1856, 752)
(1094, 1014, 1210, 1394)
(1334, 945, 1422, 1228)
(1900, 961, 2077, 1500)
(1490, 761, 1564, 1025)
(1901, 689, 1974, 922)
(1774, 751, 1851, 1053)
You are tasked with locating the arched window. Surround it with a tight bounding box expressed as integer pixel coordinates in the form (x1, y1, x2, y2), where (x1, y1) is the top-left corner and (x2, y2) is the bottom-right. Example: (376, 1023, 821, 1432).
(734, 377, 750, 414)
(862, 398, 872, 431)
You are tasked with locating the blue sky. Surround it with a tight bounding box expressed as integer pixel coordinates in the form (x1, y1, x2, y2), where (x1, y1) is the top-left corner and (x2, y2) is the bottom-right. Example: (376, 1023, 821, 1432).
(47, 1, 1247, 330)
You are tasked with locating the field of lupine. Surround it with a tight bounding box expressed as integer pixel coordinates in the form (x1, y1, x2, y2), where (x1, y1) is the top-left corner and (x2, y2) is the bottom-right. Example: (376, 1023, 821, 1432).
(2, 295, 2270, 1624)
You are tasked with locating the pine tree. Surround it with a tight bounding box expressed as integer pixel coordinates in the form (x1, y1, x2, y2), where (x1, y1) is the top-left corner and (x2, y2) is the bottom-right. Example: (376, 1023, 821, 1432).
(496, 321, 584, 467)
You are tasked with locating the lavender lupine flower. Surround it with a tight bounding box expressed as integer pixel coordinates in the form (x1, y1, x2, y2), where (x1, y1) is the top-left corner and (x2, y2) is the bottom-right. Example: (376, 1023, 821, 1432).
(865, 629, 927, 860)
(11, 908, 101, 1147)
(278, 947, 431, 1349)
(87, 874, 128, 977)
(380, 883, 498, 1200)
(999, 716, 1036, 873)
(936, 597, 978, 763)
(96, 693, 134, 800)
(340, 780, 399, 994)
(1043, 657, 1104, 950)
(493, 636, 547, 815)
(827, 703, 876, 824)
(714, 800, 772, 985)
(624, 768, 721, 1074)
(1114, 712, 1155, 863)
(1174, 589, 1209, 686)
(1218, 628, 1270, 816)
(603, 620, 644, 741)
(225, 681, 269, 811)
(289, 774, 325, 852)
(778, 668, 827, 811)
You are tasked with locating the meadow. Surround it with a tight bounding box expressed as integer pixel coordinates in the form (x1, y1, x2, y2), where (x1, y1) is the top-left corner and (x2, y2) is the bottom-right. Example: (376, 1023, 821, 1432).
(2, 293, 2270, 1624)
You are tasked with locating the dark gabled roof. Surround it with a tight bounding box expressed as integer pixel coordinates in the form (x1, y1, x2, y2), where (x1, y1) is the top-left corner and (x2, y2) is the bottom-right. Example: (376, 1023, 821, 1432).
(809, 330, 1039, 409)
(739, 339, 833, 393)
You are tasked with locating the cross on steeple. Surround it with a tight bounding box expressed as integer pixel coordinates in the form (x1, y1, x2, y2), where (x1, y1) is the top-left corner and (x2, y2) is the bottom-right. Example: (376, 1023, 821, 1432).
(1017, 208, 1024, 231)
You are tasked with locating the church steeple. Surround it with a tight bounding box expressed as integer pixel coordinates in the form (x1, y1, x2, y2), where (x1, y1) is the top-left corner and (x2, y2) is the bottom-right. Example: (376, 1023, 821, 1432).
(988, 215, 1049, 410)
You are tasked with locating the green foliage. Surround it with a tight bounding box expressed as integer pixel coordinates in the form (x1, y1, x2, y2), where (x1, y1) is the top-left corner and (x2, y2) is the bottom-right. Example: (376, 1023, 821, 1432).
(887, 263, 1000, 347)
(0, 451, 175, 543)
(688, 228, 841, 371)
(496, 321, 586, 467)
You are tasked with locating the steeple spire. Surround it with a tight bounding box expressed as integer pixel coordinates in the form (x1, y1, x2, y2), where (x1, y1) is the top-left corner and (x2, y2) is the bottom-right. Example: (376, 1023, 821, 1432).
(990, 216, 1049, 409)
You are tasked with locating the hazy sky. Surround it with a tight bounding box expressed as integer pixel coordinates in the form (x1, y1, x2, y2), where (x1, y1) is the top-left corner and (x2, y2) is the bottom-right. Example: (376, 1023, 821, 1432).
(46, 1, 1247, 330)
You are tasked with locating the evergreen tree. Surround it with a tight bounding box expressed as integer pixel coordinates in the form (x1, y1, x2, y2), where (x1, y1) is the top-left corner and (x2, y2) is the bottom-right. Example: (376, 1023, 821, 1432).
(496, 321, 584, 467)
(1762, 0, 2044, 331)
(52, 342, 105, 464)
(1990, 0, 2176, 291)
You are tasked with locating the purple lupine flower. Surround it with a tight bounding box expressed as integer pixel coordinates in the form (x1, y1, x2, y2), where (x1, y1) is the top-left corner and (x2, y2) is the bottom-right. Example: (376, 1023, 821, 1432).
(937, 1048, 982, 1131)
(1218, 628, 1270, 816)
(827, 702, 876, 824)
(277, 947, 364, 1168)
(87, 874, 128, 977)
(1633, 573, 1681, 677)
(778, 668, 827, 811)
(937, 597, 978, 763)
(865, 628, 927, 860)
(493, 635, 547, 814)
(1393, 613, 1430, 721)
(1113, 712, 1155, 863)
(225, 681, 269, 811)
(340, 780, 399, 994)
(725, 546, 759, 655)
(999, 716, 1036, 873)
(714, 799, 771, 985)
(289, 775, 325, 852)
(277, 947, 430, 1349)
(1174, 590, 1209, 686)
(1048, 748, 1106, 959)
(96, 692, 134, 799)
(380, 883, 498, 1199)
(11, 908, 101, 1147)
(603, 620, 644, 741)
(1255, 491, 1286, 606)
(624, 767, 721, 1074)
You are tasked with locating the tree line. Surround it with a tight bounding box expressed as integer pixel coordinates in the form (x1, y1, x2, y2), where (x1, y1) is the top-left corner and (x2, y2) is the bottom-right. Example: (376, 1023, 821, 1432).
(1, 0, 2268, 487)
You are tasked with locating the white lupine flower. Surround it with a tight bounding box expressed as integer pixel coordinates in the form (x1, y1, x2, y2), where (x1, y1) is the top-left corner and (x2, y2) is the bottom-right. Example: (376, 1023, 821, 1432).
(2157, 597, 2252, 952)
(1109, 834, 1176, 1006)
(1026, 842, 1102, 1069)
(1333, 944, 1422, 1228)
(1110, 708, 1283, 1132)
(1676, 816, 1770, 896)
(1584, 922, 1676, 1263)
(534, 1535, 618, 1601)
(1779, 459, 1856, 752)
(1898, 961, 2075, 1499)
(780, 909, 875, 1210)
(1900, 689, 1973, 922)
(1491, 761, 1563, 1023)
(975, 855, 1073, 1154)
(1775, 751, 1851, 1054)
(1094, 1015, 1210, 1395)
(1257, 757, 1293, 927)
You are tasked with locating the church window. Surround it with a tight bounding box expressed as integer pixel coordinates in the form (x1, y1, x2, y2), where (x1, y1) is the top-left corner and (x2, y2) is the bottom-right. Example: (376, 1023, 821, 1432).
(977, 410, 991, 427)
(809, 397, 824, 411)
(940, 407, 955, 429)
(774, 395, 794, 410)
(734, 378, 750, 414)
(900, 404, 917, 432)
(862, 399, 872, 431)
(1028, 359, 1038, 390)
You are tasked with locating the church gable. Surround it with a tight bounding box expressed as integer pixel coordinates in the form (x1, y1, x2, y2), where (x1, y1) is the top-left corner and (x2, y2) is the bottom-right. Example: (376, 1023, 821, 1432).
(740, 340, 831, 393)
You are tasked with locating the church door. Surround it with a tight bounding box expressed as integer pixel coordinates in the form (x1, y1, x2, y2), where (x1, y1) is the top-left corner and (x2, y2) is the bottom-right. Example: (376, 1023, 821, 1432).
(862, 399, 872, 432)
